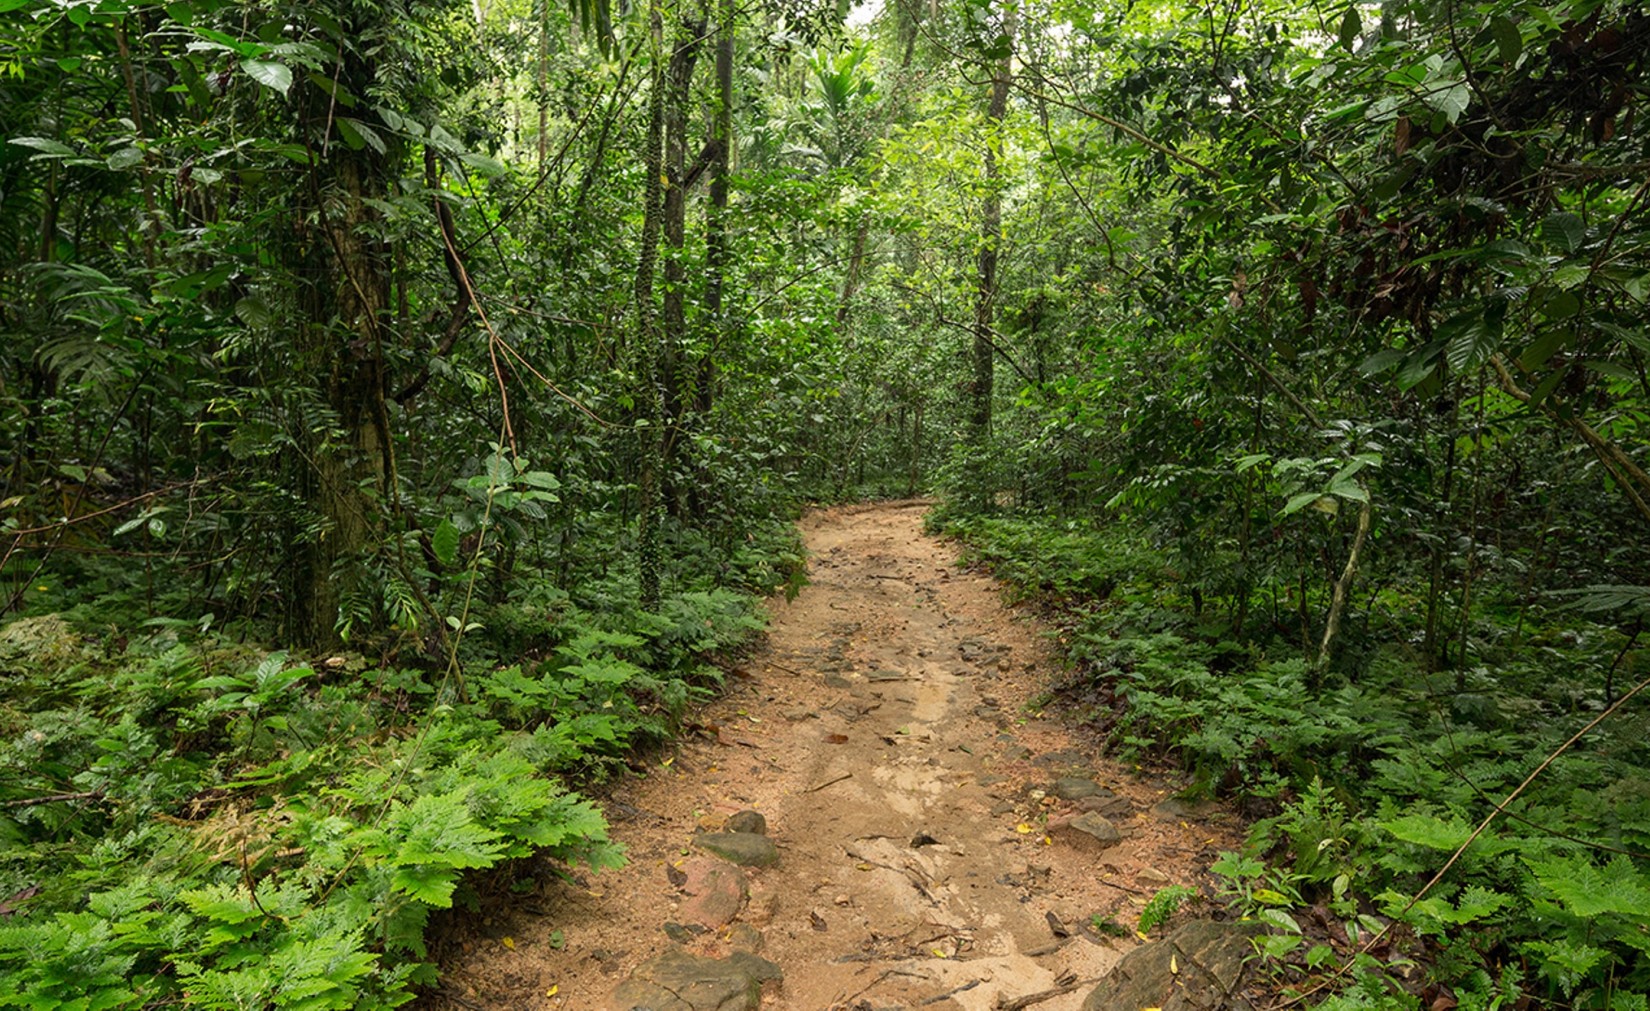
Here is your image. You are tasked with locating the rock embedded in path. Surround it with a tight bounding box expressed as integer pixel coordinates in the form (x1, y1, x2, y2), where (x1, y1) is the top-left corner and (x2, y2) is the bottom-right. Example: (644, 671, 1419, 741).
(1051, 776, 1106, 801)
(677, 857, 748, 928)
(1053, 812, 1123, 852)
(1080, 919, 1261, 1011)
(1153, 797, 1217, 823)
(725, 810, 767, 835)
(692, 831, 779, 867)
(613, 948, 783, 1011)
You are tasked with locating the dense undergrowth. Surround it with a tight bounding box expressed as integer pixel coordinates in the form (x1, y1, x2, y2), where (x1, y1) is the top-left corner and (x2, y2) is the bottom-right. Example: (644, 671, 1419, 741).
(0, 516, 802, 1009)
(937, 511, 1650, 1011)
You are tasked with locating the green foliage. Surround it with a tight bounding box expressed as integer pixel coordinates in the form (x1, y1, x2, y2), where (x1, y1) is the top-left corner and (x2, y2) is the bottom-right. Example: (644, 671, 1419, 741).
(950, 511, 1650, 1005)
(0, 563, 770, 1005)
(1136, 884, 1198, 936)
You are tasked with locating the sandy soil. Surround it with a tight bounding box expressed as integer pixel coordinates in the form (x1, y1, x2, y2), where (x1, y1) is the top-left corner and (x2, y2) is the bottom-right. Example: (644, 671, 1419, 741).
(423, 501, 1241, 1010)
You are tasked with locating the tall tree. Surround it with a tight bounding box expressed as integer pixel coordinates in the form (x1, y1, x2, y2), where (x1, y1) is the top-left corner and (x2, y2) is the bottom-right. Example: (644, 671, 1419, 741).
(661, 11, 704, 515)
(967, 2, 1013, 501)
(634, 0, 669, 609)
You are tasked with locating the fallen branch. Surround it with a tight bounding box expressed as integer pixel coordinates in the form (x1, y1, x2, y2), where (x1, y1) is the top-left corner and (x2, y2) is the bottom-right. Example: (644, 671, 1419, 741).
(2, 789, 104, 809)
(995, 976, 1098, 1009)
(805, 772, 854, 793)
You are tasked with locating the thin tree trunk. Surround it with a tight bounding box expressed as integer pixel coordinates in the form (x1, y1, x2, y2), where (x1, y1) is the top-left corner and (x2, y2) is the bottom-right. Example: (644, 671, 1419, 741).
(970, 20, 1013, 429)
(969, 4, 1014, 505)
(836, 216, 870, 328)
(635, 3, 667, 610)
(700, 0, 732, 420)
(1314, 497, 1373, 686)
(1423, 386, 1459, 668)
(660, 15, 703, 517)
(537, 0, 551, 168)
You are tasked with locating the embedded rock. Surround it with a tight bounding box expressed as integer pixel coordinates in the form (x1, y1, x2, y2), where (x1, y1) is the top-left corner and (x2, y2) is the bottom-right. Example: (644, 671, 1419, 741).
(1081, 919, 1261, 1011)
(692, 831, 779, 867)
(614, 948, 782, 1011)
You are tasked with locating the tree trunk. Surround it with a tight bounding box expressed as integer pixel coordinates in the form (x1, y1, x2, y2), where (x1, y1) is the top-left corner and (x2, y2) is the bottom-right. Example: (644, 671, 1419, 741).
(635, 3, 668, 610)
(279, 17, 399, 648)
(700, 0, 732, 421)
(291, 149, 393, 649)
(661, 15, 704, 517)
(968, 5, 1013, 504)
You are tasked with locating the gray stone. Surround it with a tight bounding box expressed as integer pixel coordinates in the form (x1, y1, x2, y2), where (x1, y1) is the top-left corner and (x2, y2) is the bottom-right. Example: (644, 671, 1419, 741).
(614, 947, 783, 1011)
(726, 810, 767, 836)
(1077, 793, 1135, 819)
(1031, 749, 1087, 768)
(1153, 797, 1216, 822)
(1081, 919, 1261, 1011)
(728, 923, 765, 953)
(1056, 813, 1123, 851)
(663, 921, 700, 944)
(1052, 777, 1107, 801)
(692, 831, 779, 867)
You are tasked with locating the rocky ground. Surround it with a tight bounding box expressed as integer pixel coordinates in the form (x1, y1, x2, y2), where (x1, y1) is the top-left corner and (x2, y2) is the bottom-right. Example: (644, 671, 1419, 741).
(421, 501, 1252, 1010)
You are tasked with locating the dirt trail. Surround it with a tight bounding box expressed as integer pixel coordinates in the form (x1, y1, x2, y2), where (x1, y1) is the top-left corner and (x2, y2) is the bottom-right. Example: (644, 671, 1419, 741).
(428, 502, 1240, 1010)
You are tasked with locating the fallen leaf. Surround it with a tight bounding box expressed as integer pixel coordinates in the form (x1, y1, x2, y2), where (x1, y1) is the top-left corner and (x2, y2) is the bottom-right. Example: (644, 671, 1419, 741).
(1015, 823, 1033, 834)
(546, 985, 559, 997)
(501, 936, 515, 950)
(826, 733, 849, 744)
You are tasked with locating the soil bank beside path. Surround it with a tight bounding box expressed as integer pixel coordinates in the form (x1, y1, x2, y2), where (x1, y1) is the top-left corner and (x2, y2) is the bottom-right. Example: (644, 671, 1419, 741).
(424, 501, 1241, 1010)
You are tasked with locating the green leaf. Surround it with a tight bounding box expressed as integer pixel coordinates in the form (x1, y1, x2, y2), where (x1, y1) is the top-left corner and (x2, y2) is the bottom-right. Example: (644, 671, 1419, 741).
(1337, 6, 1361, 50)
(1519, 327, 1572, 370)
(338, 117, 386, 154)
(9, 136, 77, 158)
(1527, 854, 1650, 918)
(1282, 491, 1326, 516)
(432, 519, 460, 566)
(1423, 81, 1470, 125)
(1489, 16, 1522, 64)
(1258, 908, 1301, 933)
(1381, 812, 1473, 850)
(390, 864, 462, 907)
(1359, 349, 1404, 376)
(1541, 212, 1586, 253)
(105, 146, 142, 170)
(1445, 315, 1501, 374)
(460, 152, 508, 177)
(234, 297, 273, 328)
(241, 59, 292, 96)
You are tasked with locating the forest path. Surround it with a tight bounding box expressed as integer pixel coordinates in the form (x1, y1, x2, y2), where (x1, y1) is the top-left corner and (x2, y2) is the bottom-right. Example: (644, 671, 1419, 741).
(427, 502, 1241, 1010)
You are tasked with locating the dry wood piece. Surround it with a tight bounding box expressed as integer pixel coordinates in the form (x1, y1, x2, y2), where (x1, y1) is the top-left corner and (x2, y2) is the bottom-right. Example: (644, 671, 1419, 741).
(994, 975, 1097, 1010)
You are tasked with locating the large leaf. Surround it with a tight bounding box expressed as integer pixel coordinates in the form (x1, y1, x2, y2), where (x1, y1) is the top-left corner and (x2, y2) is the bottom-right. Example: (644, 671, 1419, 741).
(241, 59, 292, 96)
(431, 519, 460, 567)
(1541, 212, 1586, 253)
(1381, 812, 1474, 851)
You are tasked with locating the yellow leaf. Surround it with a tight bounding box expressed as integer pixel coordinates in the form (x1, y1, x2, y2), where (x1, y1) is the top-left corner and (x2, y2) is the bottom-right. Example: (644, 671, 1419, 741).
(1015, 823, 1033, 834)
(546, 985, 559, 997)
(661, 757, 673, 767)
(932, 948, 949, 958)
(501, 936, 515, 950)
(1170, 953, 1178, 974)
